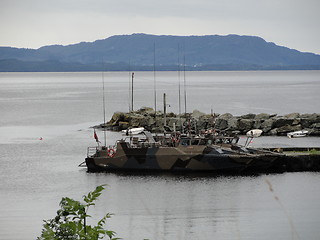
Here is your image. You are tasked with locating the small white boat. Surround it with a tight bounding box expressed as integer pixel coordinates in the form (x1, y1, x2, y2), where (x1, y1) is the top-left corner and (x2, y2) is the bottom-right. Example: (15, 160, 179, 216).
(287, 130, 309, 138)
(244, 129, 263, 147)
(121, 127, 145, 135)
(246, 129, 263, 138)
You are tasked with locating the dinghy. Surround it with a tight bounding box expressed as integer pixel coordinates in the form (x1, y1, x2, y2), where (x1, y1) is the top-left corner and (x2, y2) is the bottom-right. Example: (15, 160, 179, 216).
(121, 127, 145, 135)
(287, 130, 309, 138)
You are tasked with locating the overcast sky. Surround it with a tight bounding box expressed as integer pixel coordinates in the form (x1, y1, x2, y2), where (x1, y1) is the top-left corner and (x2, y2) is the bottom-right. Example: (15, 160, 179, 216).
(1, 0, 319, 54)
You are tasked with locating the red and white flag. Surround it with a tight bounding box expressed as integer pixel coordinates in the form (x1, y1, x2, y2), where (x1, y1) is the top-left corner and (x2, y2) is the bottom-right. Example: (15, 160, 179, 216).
(94, 129, 99, 142)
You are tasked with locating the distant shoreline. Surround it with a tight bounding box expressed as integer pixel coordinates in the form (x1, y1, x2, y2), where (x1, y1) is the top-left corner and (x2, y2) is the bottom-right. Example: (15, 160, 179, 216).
(1, 59, 320, 72)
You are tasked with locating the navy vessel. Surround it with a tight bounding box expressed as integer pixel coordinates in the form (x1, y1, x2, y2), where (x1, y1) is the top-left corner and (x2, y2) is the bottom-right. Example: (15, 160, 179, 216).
(84, 129, 291, 173)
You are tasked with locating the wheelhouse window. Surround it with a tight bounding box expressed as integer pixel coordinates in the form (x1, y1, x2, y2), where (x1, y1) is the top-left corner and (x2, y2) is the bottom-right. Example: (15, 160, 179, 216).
(181, 139, 190, 146)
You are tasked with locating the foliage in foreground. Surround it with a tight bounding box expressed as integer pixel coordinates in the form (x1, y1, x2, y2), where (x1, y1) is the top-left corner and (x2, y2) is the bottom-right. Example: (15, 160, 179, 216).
(38, 185, 119, 240)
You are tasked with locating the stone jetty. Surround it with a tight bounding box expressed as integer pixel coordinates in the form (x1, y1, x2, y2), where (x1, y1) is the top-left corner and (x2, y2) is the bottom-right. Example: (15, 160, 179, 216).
(96, 107, 320, 136)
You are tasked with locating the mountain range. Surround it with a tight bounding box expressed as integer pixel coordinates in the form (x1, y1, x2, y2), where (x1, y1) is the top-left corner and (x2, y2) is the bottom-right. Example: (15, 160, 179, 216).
(1, 33, 320, 71)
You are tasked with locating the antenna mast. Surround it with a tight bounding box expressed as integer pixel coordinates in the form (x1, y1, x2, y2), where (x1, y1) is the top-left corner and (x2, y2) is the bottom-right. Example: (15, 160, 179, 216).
(131, 72, 134, 111)
(102, 70, 107, 147)
(128, 60, 131, 112)
(178, 44, 182, 131)
(183, 45, 187, 115)
(154, 42, 157, 115)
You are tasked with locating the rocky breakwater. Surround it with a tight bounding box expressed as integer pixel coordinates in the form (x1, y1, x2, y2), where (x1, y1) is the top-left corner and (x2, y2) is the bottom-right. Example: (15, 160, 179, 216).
(96, 107, 320, 136)
(214, 112, 320, 136)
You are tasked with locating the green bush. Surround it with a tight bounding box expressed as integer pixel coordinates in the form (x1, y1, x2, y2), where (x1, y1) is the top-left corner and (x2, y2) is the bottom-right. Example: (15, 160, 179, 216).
(38, 185, 119, 240)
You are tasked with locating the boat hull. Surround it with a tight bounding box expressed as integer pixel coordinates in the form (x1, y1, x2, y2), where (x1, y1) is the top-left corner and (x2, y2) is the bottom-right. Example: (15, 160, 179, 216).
(85, 142, 283, 173)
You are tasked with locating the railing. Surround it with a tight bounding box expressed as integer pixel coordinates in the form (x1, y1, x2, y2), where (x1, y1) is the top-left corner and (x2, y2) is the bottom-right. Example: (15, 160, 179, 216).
(87, 147, 98, 157)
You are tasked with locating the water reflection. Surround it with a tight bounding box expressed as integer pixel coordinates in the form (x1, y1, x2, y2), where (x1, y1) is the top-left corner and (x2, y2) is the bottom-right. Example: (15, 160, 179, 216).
(79, 171, 320, 240)
(87, 173, 280, 239)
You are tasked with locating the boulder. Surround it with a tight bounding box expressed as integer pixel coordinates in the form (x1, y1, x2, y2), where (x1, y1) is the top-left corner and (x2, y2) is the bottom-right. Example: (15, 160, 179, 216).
(227, 117, 239, 130)
(215, 118, 228, 130)
(168, 118, 180, 129)
(238, 119, 254, 132)
(273, 118, 296, 128)
(284, 113, 300, 119)
(146, 116, 156, 126)
(301, 114, 320, 128)
(261, 118, 275, 133)
(253, 120, 262, 129)
(292, 118, 301, 125)
(311, 123, 320, 129)
(269, 128, 278, 136)
(252, 114, 273, 130)
(300, 113, 320, 119)
(111, 125, 120, 131)
(241, 113, 256, 119)
(198, 114, 215, 129)
(276, 124, 302, 135)
(215, 113, 233, 130)
(100, 122, 109, 129)
(310, 129, 320, 136)
(255, 113, 271, 120)
(130, 115, 147, 127)
(301, 118, 313, 128)
(167, 112, 177, 118)
(219, 113, 234, 119)
(136, 107, 154, 115)
(111, 112, 125, 123)
(191, 110, 206, 120)
(122, 113, 131, 122)
(154, 117, 164, 128)
(152, 126, 164, 133)
(308, 123, 320, 135)
(118, 121, 129, 130)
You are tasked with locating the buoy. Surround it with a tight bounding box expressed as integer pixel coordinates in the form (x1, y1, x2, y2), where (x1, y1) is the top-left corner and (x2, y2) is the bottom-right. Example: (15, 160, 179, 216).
(108, 148, 116, 158)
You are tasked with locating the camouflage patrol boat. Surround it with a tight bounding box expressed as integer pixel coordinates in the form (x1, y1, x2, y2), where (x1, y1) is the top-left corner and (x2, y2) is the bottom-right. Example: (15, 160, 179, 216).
(84, 130, 285, 173)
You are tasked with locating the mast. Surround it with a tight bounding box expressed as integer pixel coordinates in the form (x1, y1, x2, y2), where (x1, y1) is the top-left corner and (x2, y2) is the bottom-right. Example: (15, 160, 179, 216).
(183, 45, 187, 115)
(178, 44, 182, 132)
(153, 42, 157, 118)
(128, 60, 131, 112)
(131, 72, 134, 111)
(163, 93, 167, 127)
(102, 70, 107, 147)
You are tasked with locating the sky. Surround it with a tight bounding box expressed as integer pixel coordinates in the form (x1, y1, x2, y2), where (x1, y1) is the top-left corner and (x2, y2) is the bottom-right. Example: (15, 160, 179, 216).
(1, 0, 319, 54)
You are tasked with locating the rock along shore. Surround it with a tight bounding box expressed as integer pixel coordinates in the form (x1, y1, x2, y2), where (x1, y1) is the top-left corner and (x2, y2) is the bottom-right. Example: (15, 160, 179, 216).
(95, 107, 320, 136)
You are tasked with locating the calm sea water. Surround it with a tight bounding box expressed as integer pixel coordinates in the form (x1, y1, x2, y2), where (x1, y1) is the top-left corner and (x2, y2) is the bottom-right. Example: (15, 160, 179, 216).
(0, 71, 320, 240)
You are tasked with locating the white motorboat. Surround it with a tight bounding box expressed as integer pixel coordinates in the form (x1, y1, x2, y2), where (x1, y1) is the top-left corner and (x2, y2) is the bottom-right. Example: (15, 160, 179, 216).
(246, 129, 263, 138)
(287, 130, 309, 138)
(121, 127, 145, 135)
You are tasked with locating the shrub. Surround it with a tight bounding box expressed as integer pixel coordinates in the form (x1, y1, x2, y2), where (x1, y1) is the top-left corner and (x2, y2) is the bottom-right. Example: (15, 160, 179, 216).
(38, 185, 119, 240)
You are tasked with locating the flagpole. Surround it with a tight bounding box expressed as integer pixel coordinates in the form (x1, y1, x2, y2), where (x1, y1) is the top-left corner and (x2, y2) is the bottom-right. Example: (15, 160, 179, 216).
(94, 128, 100, 147)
